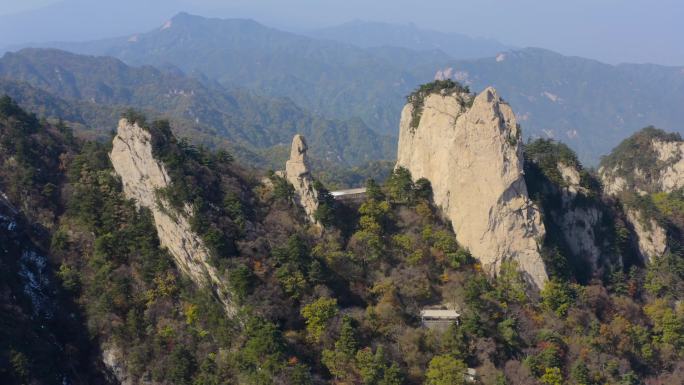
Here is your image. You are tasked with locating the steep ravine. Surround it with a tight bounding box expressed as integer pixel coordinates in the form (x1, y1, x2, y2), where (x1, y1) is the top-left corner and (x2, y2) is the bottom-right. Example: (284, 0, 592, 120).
(110, 119, 237, 316)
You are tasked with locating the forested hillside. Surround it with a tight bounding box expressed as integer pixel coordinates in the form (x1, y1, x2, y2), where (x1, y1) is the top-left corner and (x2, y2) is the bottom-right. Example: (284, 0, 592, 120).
(2, 97, 684, 384)
(45, 12, 436, 136)
(0, 48, 396, 169)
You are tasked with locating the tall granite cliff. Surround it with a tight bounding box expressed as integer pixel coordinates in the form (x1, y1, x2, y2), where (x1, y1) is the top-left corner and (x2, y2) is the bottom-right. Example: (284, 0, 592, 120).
(396, 86, 548, 288)
(109, 119, 236, 316)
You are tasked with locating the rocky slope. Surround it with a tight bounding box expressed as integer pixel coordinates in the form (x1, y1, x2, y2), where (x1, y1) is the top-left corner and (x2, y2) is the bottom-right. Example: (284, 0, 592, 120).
(284, 135, 320, 225)
(599, 127, 683, 262)
(522, 138, 626, 281)
(396, 85, 548, 288)
(599, 127, 684, 196)
(110, 118, 236, 316)
(626, 209, 668, 263)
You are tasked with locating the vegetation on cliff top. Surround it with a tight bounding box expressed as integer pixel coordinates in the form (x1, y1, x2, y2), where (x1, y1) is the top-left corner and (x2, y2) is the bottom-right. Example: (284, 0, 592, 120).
(123, 110, 248, 265)
(406, 79, 471, 130)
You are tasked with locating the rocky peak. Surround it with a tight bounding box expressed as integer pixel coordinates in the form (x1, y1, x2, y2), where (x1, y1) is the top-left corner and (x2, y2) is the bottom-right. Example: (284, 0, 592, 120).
(599, 127, 684, 196)
(289, 134, 309, 163)
(285, 134, 319, 225)
(110, 119, 236, 316)
(397, 85, 548, 289)
(597, 127, 683, 262)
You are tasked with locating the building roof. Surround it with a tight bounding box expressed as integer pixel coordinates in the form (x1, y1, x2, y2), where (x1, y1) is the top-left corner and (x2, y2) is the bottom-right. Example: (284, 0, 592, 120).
(420, 309, 461, 319)
(330, 187, 367, 197)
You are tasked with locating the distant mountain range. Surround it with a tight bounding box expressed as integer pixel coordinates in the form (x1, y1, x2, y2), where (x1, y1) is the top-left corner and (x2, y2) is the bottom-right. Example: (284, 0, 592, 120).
(308, 20, 511, 59)
(0, 48, 395, 168)
(440, 49, 684, 164)
(0, 0, 184, 48)
(41, 12, 437, 137)
(3, 12, 684, 165)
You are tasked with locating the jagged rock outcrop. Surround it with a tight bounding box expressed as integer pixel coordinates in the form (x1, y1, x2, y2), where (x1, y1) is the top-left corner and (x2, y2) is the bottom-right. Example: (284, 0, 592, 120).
(655, 140, 684, 192)
(626, 209, 668, 263)
(110, 119, 236, 316)
(599, 128, 684, 196)
(396, 87, 548, 288)
(284, 135, 320, 225)
(598, 128, 680, 262)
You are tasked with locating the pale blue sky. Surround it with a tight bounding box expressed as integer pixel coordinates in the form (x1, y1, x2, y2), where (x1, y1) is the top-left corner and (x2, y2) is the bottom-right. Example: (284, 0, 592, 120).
(0, 0, 55, 15)
(1, 0, 682, 65)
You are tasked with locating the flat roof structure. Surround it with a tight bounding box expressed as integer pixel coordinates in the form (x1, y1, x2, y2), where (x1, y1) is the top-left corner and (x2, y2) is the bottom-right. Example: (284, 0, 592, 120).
(420, 309, 461, 320)
(330, 187, 367, 197)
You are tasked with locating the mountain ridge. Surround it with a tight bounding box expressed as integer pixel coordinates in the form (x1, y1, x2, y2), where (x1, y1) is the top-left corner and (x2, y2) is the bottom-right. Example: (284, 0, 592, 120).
(438, 47, 684, 164)
(23, 13, 684, 166)
(25, 12, 438, 136)
(0, 48, 396, 169)
(307, 19, 511, 59)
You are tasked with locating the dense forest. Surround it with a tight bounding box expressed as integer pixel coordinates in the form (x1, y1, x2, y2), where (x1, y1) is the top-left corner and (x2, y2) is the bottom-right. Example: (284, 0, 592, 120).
(1, 96, 684, 385)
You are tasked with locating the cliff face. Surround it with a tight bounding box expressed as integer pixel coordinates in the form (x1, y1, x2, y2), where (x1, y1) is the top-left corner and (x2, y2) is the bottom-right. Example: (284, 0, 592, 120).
(554, 163, 604, 271)
(598, 128, 682, 262)
(396, 87, 548, 288)
(655, 140, 684, 193)
(599, 131, 684, 196)
(626, 209, 668, 263)
(285, 135, 320, 225)
(110, 119, 236, 316)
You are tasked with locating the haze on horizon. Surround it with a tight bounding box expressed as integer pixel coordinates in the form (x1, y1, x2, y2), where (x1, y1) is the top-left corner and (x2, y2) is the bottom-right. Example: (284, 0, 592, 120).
(0, 0, 682, 66)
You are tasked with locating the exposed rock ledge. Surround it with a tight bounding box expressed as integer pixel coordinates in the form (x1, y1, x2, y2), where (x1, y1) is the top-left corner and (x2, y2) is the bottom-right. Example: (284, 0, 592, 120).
(396, 87, 548, 289)
(110, 119, 236, 316)
(654, 139, 684, 193)
(626, 209, 668, 263)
